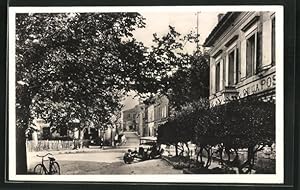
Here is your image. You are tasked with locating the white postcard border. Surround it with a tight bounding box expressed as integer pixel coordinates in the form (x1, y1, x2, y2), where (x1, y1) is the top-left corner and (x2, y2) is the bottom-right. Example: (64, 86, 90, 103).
(8, 5, 284, 183)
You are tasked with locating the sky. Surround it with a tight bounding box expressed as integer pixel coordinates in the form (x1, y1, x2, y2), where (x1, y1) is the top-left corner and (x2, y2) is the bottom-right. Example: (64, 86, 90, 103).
(121, 11, 220, 110)
(133, 12, 220, 51)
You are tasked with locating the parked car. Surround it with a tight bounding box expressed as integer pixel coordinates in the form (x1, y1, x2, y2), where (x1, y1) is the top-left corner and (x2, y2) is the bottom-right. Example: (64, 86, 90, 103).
(123, 136, 164, 164)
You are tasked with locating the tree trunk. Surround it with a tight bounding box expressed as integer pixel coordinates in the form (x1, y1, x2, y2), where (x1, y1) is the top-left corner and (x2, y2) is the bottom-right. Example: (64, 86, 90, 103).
(185, 142, 190, 158)
(79, 127, 86, 149)
(15, 88, 32, 174)
(16, 127, 27, 174)
(238, 146, 255, 174)
(175, 143, 178, 156)
(204, 147, 211, 168)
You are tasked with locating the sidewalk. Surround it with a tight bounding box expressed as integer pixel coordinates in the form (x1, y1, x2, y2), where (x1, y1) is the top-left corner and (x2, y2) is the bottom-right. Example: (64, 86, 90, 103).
(27, 145, 137, 156)
(161, 155, 232, 174)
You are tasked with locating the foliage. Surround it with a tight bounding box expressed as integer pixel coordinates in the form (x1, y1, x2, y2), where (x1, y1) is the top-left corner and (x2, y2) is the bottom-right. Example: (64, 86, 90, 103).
(164, 52, 210, 110)
(15, 13, 187, 173)
(139, 26, 209, 109)
(159, 97, 275, 173)
(16, 13, 150, 130)
(157, 99, 209, 156)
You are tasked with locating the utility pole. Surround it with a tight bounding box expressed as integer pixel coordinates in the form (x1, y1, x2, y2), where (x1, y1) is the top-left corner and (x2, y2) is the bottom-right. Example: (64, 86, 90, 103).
(196, 11, 201, 52)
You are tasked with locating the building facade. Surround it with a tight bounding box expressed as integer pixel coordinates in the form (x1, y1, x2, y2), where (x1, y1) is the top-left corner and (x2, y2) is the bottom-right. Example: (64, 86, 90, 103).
(135, 104, 146, 136)
(144, 95, 169, 137)
(122, 95, 170, 137)
(122, 107, 138, 131)
(203, 12, 276, 107)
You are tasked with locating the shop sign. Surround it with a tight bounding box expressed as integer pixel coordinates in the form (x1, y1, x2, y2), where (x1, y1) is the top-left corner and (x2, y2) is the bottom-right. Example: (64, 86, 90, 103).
(238, 73, 276, 98)
(210, 73, 276, 107)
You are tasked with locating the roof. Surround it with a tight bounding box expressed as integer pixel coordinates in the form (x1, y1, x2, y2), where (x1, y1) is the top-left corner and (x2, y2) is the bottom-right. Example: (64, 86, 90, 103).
(203, 12, 241, 47)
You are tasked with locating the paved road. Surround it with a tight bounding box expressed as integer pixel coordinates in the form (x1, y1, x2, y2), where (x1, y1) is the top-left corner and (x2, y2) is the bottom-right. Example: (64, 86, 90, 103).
(28, 149, 181, 175)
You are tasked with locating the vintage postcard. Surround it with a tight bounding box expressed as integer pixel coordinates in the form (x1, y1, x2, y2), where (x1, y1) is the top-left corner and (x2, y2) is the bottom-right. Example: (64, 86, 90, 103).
(8, 5, 284, 183)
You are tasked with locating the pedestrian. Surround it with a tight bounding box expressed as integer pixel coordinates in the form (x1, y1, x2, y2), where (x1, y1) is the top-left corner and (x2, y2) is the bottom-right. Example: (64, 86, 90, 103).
(121, 134, 127, 145)
(114, 134, 119, 146)
(100, 137, 104, 149)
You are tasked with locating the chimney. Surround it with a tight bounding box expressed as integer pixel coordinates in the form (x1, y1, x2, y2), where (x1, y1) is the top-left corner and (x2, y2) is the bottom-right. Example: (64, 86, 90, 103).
(218, 13, 225, 22)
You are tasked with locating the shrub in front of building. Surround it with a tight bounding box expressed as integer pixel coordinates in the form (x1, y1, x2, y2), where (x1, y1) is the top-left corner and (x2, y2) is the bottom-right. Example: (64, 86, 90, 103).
(195, 96, 275, 173)
(158, 97, 275, 173)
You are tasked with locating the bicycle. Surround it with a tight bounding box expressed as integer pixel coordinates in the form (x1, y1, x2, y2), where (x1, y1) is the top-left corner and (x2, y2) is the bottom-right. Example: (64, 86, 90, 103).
(33, 153, 60, 175)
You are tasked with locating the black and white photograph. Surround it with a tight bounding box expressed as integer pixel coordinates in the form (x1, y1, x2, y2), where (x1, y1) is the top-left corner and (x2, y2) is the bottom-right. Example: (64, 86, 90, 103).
(8, 6, 284, 183)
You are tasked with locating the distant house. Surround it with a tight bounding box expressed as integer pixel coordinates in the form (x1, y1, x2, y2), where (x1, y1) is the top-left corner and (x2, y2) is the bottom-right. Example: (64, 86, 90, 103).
(144, 95, 169, 137)
(122, 95, 169, 137)
(203, 12, 276, 107)
(122, 107, 138, 131)
(27, 118, 82, 141)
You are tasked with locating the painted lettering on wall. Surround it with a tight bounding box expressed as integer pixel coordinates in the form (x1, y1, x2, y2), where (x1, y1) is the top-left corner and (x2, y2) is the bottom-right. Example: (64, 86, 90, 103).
(239, 73, 276, 98)
(210, 73, 276, 107)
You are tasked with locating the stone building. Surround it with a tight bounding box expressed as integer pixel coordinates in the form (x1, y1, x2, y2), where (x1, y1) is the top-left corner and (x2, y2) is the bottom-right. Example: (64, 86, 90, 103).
(203, 12, 276, 107)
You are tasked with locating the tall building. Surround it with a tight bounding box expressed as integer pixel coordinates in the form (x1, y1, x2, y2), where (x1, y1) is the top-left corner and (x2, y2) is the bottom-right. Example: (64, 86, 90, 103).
(203, 12, 276, 107)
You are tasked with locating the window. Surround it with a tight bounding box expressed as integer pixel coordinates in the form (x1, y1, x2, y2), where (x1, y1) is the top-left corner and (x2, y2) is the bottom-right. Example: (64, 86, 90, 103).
(271, 16, 276, 65)
(246, 34, 256, 77)
(227, 47, 240, 85)
(236, 48, 241, 83)
(228, 51, 235, 86)
(215, 62, 220, 92)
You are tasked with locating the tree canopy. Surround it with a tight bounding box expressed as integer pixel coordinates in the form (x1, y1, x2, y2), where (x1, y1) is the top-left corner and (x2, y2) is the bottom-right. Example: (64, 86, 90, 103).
(15, 12, 191, 173)
(16, 12, 168, 130)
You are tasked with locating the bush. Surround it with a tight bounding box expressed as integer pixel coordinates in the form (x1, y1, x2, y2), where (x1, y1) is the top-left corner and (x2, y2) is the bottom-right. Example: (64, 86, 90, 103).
(159, 97, 275, 173)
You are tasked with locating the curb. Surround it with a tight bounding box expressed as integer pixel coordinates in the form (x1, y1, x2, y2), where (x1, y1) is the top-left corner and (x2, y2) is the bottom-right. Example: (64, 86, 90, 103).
(182, 168, 193, 174)
(161, 156, 176, 167)
(161, 156, 179, 167)
(28, 146, 133, 155)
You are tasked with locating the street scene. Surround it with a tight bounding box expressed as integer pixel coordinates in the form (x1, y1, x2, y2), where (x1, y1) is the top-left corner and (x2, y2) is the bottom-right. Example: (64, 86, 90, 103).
(27, 132, 181, 174)
(12, 8, 278, 178)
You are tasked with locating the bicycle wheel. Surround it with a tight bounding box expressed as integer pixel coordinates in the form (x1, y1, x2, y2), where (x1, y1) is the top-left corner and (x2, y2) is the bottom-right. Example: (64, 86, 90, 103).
(34, 164, 46, 175)
(50, 162, 60, 175)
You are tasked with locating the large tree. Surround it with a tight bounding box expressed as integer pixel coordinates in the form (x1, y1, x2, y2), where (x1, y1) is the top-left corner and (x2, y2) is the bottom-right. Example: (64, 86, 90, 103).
(15, 13, 171, 174)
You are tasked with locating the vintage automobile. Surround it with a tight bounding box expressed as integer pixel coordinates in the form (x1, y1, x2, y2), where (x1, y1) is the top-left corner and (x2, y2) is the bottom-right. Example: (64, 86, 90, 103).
(123, 136, 164, 164)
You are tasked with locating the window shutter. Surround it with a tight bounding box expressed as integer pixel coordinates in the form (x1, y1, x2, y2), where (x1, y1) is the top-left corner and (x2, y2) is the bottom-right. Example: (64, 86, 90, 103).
(236, 48, 241, 83)
(246, 39, 252, 77)
(256, 31, 262, 72)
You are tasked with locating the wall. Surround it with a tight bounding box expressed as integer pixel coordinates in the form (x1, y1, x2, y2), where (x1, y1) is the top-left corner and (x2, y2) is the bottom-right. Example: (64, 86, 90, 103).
(208, 12, 276, 107)
(26, 140, 90, 152)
